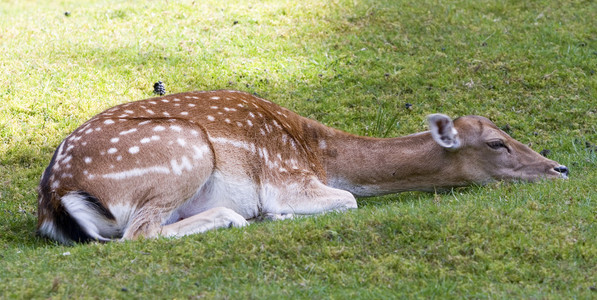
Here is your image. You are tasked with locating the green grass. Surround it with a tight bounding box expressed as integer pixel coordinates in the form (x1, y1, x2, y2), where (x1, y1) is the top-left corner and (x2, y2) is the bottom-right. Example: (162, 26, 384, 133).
(1, 0, 596, 298)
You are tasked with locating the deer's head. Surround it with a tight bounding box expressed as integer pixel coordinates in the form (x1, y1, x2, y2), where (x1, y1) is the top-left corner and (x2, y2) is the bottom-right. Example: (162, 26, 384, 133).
(428, 114, 568, 183)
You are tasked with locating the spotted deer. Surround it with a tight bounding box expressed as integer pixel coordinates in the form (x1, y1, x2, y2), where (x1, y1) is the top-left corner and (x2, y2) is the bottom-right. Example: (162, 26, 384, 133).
(37, 90, 568, 244)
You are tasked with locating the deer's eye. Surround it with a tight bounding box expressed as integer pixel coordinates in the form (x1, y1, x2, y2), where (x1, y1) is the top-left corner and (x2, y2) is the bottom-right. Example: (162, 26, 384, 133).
(487, 140, 508, 151)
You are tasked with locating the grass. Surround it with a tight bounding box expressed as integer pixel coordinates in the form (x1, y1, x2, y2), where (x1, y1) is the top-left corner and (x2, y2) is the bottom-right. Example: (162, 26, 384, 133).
(1, 0, 596, 298)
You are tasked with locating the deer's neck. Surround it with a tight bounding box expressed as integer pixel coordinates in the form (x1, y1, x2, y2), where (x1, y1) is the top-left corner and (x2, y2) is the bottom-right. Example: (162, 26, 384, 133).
(313, 124, 468, 197)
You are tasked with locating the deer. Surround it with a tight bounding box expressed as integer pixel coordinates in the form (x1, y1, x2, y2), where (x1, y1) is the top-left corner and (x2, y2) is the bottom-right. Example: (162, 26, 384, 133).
(37, 90, 569, 244)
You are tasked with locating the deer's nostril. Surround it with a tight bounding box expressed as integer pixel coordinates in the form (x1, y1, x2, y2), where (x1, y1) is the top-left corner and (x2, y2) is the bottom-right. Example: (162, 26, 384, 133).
(554, 165, 569, 176)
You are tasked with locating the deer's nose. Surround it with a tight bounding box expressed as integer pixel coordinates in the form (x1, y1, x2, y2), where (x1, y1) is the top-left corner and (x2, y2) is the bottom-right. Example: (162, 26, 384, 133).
(554, 165, 569, 177)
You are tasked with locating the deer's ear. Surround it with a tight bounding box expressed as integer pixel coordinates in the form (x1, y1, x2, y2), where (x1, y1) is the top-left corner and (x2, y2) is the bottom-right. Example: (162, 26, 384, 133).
(428, 114, 461, 150)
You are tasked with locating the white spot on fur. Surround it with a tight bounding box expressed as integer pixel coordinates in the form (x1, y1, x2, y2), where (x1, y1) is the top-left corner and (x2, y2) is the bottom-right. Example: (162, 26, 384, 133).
(107, 148, 118, 154)
(85, 129, 93, 134)
(129, 146, 140, 154)
(225, 118, 231, 124)
(318, 140, 327, 149)
(272, 120, 282, 129)
(177, 138, 187, 147)
(248, 112, 255, 118)
(110, 137, 119, 143)
(171, 156, 193, 175)
(104, 119, 115, 125)
(247, 120, 253, 127)
(170, 125, 182, 132)
(140, 137, 151, 144)
(207, 115, 215, 121)
(180, 112, 189, 116)
(154, 126, 166, 131)
(210, 106, 218, 109)
(139, 120, 151, 125)
(124, 110, 134, 114)
(210, 96, 220, 100)
(151, 135, 161, 141)
(188, 103, 196, 107)
(119, 128, 137, 135)
(161, 99, 169, 103)
(236, 121, 243, 127)
(192, 145, 210, 160)
(84, 157, 92, 164)
(116, 155, 123, 161)
(163, 112, 170, 117)
(146, 109, 155, 114)
(223, 107, 237, 112)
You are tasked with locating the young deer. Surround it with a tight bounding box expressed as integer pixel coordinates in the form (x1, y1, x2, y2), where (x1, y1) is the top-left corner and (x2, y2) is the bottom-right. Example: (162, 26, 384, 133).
(37, 90, 568, 244)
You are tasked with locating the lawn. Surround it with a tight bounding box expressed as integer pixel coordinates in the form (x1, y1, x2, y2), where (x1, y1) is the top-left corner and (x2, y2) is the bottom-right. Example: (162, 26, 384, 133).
(1, 0, 596, 298)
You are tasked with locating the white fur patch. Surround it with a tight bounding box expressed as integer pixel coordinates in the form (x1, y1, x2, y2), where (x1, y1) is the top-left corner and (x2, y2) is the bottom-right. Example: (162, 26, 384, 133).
(119, 128, 138, 135)
(38, 220, 71, 244)
(129, 146, 140, 154)
(60, 193, 112, 242)
(102, 166, 171, 179)
(192, 145, 210, 160)
(171, 156, 193, 175)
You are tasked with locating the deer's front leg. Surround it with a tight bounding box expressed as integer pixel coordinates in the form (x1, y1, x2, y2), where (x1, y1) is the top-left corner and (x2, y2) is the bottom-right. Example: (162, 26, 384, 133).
(263, 176, 358, 217)
(157, 207, 249, 238)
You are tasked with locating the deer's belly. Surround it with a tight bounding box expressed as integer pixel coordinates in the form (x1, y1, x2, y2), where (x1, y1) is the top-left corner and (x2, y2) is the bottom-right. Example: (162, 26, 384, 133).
(164, 171, 261, 224)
